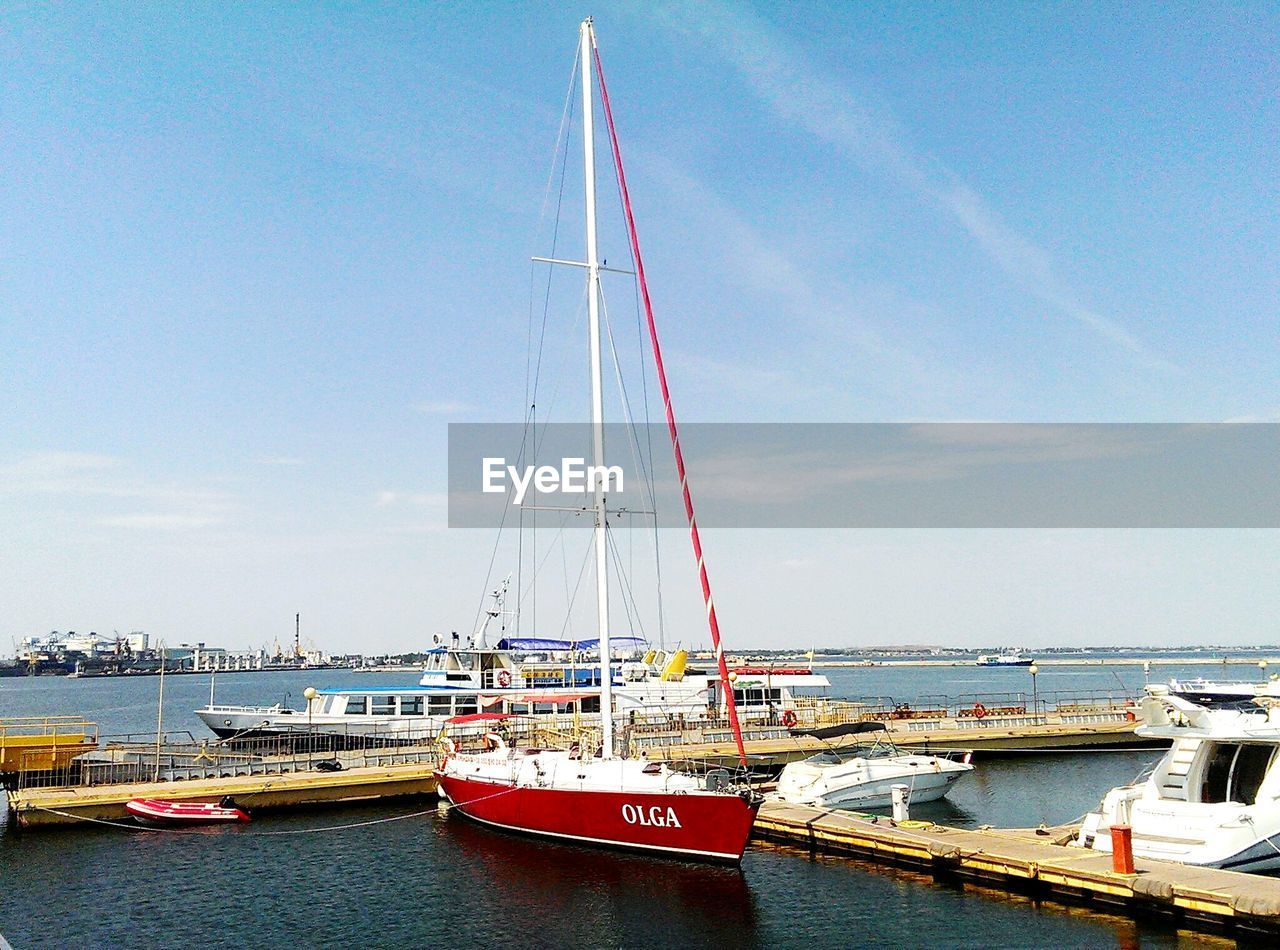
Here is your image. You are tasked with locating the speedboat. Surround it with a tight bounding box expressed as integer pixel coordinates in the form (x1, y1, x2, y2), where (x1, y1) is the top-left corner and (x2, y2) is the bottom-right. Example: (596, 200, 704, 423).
(772, 723, 974, 809)
(1077, 688, 1280, 872)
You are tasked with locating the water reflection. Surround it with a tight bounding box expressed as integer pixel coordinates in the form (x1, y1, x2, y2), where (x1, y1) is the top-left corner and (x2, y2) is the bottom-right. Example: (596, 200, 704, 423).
(438, 813, 758, 946)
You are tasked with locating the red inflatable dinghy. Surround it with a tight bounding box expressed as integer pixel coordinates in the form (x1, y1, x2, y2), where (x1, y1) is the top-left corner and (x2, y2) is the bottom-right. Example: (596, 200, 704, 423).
(125, 798, 251, 825)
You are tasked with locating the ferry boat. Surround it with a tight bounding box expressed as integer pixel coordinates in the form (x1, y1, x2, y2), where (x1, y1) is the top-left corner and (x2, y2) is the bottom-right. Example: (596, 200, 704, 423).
(976, 651, 1033, 667)
(1077, 687, 1280, 872)
(195, 640, 830, 745)
(437, 18, 761, 863)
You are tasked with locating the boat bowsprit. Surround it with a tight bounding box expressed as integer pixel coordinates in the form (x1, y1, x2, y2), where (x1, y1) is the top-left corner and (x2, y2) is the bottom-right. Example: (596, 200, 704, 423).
(125, 797, 251, 825)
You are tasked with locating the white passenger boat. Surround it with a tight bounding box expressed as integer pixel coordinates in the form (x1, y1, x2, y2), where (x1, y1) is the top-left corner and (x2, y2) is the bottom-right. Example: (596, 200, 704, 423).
(976, 651, 1033, 667)
(195, 640, 830, 745)
(771, 723, 974, 809)
(1077, 688, 1280, 872)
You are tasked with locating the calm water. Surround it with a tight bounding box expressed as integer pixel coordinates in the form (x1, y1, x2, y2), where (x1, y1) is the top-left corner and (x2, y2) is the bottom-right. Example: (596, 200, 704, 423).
(0, 663, 1252, 947)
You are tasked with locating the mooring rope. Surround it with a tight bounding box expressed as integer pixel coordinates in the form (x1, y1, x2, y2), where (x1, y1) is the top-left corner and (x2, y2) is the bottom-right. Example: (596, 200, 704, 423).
(27, 784, 519, 836)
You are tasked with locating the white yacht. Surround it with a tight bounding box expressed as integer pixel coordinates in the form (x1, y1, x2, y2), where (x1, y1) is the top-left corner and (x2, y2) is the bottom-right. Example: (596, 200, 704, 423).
(1077, 688, 1280, 872)
(771, 723, 974, 809)
(1167, 676, 1280, 708)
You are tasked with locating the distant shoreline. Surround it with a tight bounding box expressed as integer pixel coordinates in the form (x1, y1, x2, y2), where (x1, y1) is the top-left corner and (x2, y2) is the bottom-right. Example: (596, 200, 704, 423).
(806, 656, 1279, 668)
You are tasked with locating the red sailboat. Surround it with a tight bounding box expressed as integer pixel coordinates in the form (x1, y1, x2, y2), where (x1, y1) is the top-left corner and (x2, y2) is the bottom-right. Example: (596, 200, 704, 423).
(436, 17, 759, 863)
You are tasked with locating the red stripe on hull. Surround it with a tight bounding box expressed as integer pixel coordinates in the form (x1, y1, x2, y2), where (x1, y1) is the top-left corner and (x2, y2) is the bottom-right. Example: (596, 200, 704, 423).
(437, 773, 758, 863)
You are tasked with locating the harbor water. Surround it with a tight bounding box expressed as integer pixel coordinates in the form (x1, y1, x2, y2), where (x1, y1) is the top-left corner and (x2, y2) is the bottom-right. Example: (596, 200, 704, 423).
(0, 662, 1253, 947)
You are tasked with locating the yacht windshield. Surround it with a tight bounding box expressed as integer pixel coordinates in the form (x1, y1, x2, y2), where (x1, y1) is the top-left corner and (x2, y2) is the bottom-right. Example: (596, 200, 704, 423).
(1201, 742, 1276, 805)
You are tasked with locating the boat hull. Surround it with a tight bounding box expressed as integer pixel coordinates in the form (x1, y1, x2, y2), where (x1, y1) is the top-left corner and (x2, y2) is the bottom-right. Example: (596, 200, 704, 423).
(809, 770, 965, 809)
(436, 772, 758, 863)
(125, 798, 251, 824)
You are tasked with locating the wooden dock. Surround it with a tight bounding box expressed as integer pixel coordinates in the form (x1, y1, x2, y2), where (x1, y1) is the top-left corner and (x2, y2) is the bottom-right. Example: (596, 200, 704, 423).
(6, 762, 439, 829)
(753, 801, 1280, 936)
(653, 719, 1156, 770)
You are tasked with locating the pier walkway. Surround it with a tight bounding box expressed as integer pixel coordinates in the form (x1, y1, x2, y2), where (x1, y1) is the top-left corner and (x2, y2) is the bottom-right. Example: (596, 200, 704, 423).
(754, 801, 1280, 936)
(7, 761, 438, 828)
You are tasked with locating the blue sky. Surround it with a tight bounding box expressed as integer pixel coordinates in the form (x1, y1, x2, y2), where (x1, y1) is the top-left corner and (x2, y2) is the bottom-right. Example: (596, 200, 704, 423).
(2, 3, 1276, 652)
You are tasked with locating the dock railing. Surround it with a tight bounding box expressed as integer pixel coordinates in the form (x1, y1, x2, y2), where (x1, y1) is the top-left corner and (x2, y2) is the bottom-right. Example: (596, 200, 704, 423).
(14, 725, 446, 792)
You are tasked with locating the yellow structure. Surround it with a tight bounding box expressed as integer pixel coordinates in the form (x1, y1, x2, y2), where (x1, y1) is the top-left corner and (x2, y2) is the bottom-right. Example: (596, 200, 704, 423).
(660, 649, 688, 681)
(0, 717, 97, 773)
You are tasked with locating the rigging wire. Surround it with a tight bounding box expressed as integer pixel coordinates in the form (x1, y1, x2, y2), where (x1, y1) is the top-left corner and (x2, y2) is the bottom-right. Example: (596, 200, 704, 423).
(606, 521, 650, 644)
(557, 534, 597, 640)
(603, 77, 666, 650)
(477, 41, 580, 641)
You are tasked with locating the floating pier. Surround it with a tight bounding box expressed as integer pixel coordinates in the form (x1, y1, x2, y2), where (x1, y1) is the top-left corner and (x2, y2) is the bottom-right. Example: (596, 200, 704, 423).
(753, 801, 1280, 936)
(6, 762, 438, 829)
(652, 720, 1154, 770)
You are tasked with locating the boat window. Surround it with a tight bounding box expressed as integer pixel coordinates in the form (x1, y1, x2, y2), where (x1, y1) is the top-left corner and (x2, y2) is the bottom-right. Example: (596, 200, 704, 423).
(399, 696, 424, 716)
(428, 696, 452, 714)
(371, 696, 395, 716)
(581, 697, 600, 714)
(1201, 743, 1235, 803)
(1232, 744, 1275, 805)
(1201, 743, 1277, 804)
(454, 699, 477, 715)
(344, 696, 368, 716)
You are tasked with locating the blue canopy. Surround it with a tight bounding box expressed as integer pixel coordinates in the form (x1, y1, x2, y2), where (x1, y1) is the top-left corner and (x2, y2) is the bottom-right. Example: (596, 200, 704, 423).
(496, 636, 648, 652)
(570, 637, 647, 650)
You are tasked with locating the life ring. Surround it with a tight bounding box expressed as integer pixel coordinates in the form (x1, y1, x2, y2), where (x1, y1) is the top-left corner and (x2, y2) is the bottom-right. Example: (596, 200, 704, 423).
(439, 736, 456, 761)
(483, 731, 507, 751)
(496, 669, 512, 687)
(781, 709, 798, 728)
(972, 702, 988, 720)
(1125, 709, 1137, 722)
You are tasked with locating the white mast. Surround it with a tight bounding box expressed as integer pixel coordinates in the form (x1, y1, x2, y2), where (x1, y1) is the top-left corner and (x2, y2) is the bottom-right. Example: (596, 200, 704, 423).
(581, 17, 614, 760)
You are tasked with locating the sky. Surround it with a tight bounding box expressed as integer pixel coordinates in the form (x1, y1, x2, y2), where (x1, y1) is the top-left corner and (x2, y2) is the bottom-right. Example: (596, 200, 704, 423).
(1, 2, 1277, 653)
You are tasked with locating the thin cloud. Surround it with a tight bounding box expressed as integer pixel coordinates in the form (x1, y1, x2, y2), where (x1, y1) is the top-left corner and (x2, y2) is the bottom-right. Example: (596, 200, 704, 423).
(1223, 411, 1280, 423)
(1, 450, 238, 526)
(100, 514, 222, 530)
(415, 400, 471, 415)
(657, 2, 1176, 373)
(376, 490, 449, 508)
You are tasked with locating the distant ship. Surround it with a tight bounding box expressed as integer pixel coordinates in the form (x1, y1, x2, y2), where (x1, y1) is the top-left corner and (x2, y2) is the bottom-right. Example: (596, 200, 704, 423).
(976, 651, 1033, 667)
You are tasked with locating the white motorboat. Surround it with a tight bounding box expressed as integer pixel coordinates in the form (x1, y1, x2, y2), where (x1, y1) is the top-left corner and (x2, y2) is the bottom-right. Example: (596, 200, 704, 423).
(1077, 688, 1280, 872)
(771, 723, 974, 809)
